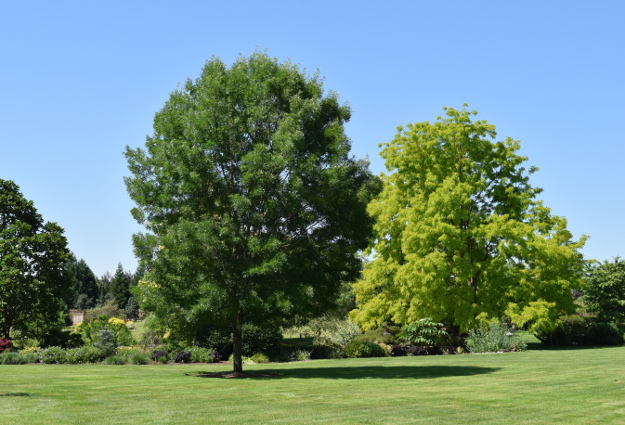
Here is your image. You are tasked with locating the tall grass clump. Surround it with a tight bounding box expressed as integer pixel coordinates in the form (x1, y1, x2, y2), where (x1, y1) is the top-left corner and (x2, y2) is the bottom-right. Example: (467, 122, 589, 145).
(466, 321, 526, 353)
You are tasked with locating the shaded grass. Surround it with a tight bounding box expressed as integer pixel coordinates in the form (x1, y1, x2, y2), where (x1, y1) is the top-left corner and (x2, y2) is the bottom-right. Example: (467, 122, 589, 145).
(2, 347, 625, 424)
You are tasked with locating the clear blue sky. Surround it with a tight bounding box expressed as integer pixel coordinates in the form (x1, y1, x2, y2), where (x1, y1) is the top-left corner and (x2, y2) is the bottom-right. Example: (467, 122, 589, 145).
(2, 1, 623, 277)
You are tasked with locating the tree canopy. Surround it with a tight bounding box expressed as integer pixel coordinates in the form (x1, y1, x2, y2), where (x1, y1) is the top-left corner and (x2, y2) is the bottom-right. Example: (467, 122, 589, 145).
(0, 179, 71, 338)
(125, 51, 380, 372)
(584, 258, 625, 324)
(65, 253, 99, 310)
(352, 106, 586, 334)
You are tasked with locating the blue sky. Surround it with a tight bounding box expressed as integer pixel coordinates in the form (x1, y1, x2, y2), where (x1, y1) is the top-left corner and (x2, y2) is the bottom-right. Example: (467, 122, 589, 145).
(2, 1, 623, 277)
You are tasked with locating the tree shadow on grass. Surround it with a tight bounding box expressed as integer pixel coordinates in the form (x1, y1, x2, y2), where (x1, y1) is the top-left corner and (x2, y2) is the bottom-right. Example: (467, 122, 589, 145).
(191, 365, 500, 379)
(0, 393, 30, 397)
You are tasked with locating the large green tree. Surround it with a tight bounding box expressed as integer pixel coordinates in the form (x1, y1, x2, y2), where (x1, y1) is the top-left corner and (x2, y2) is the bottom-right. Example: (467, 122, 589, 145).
(0, 179, 71, 338)
(584, 258, 625, 325)
(109, 263, 132, 309)
(65, 253, 99, 309)
(352, 106, 586, 334)
(125, 52, 380, 373)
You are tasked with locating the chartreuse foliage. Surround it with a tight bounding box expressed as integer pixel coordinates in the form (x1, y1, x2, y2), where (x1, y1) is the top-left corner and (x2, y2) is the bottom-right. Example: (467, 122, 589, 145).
(352, 106, 586, 333)
(125, 51, 380, 372)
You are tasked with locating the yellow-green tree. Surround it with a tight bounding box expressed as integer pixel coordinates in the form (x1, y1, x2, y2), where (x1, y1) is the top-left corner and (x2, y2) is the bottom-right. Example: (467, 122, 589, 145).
(352, 106, 586, 334)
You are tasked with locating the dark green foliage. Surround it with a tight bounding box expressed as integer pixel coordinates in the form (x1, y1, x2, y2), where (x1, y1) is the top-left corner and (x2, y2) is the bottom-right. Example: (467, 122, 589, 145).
(151, 350, 168, 362)
(0, 179, 72, 339)
(585, 322, 623, 346)
(241, 324, 283, 357)
(65, 254, 99, 309)
(585, 258, 625, 325)
(534, 314, 589, 346)
(109, 263, 132, 310)
(194, 325, 231, 359)
(193, 323, 283, 358)
(41, 327, 83, 349)
(345, 340, 387, 358)
(125, 51, 380, 372)
(398, 318, 451, 346)
(173, 351, 192, 363)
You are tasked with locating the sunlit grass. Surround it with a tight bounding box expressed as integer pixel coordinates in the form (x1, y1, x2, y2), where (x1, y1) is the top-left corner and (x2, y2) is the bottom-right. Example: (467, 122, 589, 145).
(2, 346, 624, 424)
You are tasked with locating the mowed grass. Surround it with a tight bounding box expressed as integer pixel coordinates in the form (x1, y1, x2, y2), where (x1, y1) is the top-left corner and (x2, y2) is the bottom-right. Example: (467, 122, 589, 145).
(2, 346, 624, 424)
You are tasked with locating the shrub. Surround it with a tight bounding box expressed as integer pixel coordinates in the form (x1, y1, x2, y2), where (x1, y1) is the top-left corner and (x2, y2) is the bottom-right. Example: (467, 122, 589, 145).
(585, 322, 623, 346)
(152, 350, 169, 363)
(93, 328, 117, 357)
(309, 344, 342, 360)
(352, 326, 400, 346)
(193, 325, 232, 358)
(0, 352, 26, 365)
(173, 351, 192, 363)
(289, 350, 311, 362)
(129, 352, 149, 365)
(79, 316, 136, 348)
(65, 346, 105, 364)
(102, 355, 127, 365)
(398, 319, 451, 346)
(345, 340, 387, 358)
(38, 346, 68, 364)
(466, 321, 527, 353)
(391, 344, 407, 356)
(194, 324, 283, 359)
(187, 346, 217, 363)
(22, 352, 39, 363)
(0, 338, 13, 353)
(534, 314, 589, 346)
(251, 352, 271, 363)
(311, 318, 361, 350)
(241, 324, 283, 357)
(41, 328, 83, 349)
(227, 353, 255, 365)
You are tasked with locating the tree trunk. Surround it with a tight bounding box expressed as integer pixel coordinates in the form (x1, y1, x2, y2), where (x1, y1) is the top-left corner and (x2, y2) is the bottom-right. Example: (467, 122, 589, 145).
(232, 309, 244, 374)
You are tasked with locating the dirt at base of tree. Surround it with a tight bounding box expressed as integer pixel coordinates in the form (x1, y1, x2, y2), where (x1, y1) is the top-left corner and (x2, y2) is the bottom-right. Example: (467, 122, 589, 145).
(191, 371, 277, 379)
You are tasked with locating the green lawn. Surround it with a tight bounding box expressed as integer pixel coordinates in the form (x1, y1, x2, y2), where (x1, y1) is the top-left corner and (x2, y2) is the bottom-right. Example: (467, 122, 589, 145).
(2, 346, 624, 424)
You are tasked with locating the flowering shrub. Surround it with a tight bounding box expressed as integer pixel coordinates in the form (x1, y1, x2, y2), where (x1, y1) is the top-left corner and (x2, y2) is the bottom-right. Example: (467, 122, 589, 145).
(38, 347, 69, 364)
(65, 346, 104, 364)
(79, 316, 136, 347)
